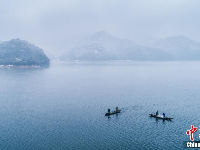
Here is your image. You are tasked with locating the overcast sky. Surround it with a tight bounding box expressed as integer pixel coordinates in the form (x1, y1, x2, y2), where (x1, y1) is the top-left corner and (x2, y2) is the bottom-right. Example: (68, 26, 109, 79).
(1, 0, 200, 53)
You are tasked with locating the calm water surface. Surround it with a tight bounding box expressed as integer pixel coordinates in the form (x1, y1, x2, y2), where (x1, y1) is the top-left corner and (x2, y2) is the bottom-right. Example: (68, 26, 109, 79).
(0, 61, 199, 150)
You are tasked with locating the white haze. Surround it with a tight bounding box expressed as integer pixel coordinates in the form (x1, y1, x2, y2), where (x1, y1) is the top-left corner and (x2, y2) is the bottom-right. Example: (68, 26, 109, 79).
(0, 0, 200, 54)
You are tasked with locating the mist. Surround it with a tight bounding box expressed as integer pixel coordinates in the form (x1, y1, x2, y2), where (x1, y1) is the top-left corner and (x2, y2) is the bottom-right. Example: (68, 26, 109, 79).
(1, 0, 200, 53)
(1, 1, 200, 149)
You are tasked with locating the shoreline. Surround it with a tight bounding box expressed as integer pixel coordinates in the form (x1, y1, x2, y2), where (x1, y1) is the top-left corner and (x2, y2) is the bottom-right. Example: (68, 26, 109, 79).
(0, 65, 41, 68)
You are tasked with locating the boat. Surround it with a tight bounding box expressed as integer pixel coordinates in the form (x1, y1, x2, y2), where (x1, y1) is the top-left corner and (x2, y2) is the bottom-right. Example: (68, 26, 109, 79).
(149, 113, 173, 121)
(105, 110, 121, 116)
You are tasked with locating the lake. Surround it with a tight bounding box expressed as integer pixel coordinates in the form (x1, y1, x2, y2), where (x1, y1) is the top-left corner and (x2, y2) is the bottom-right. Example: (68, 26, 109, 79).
(0, 61, 199, 149)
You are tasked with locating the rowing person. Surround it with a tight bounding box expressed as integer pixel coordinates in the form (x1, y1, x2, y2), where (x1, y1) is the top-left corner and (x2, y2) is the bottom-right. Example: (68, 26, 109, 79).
(163, 113, 165, 118)
(156, 111, 158, 116)
(116, 107, 118, 112)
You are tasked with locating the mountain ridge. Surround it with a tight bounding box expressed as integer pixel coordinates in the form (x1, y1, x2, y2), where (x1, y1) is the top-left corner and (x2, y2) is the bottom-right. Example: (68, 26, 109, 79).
(154, 35, 200, 60)
(60, 31, 173, 61)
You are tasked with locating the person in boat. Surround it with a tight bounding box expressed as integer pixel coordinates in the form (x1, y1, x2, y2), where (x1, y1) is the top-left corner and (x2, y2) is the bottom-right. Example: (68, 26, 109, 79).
(163, 113, 165, 118)
(156, 111, 158, 116)
(108, 109, 110, 113)
(116, 107, 118, 112)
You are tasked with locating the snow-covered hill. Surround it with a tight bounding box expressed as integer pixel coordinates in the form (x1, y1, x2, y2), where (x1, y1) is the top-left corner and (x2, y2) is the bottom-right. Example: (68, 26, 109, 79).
(60, 31, 173, 61)
(155, 36, 200, 60)
(0, 38, 49, 66)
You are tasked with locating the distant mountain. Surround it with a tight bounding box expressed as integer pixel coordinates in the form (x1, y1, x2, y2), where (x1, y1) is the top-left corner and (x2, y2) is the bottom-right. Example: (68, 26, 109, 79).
(43, 50, 59, 61)
(60, 31, 173, 61)
(0, 39, 49, 66)
(155, 36, 200, 60)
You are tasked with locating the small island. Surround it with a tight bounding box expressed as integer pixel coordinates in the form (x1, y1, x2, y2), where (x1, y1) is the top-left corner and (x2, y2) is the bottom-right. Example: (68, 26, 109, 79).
(0, 38, 49, 67)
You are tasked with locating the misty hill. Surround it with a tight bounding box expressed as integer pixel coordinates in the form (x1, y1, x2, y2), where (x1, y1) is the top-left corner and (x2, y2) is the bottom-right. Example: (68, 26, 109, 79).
(60, 31, 173, 61)
(0, 39, 49, 66)
(155, 36, 200, 60)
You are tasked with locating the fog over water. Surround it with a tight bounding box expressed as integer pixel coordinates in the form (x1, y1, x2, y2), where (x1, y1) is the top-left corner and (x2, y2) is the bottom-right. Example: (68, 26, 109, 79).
(0, 1, 200, 149)
(1, 0, 200, 53)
